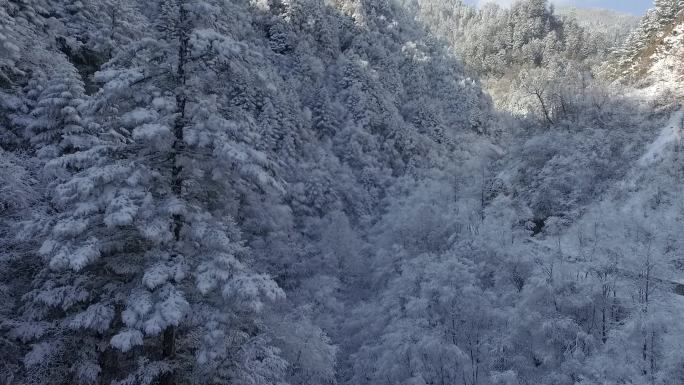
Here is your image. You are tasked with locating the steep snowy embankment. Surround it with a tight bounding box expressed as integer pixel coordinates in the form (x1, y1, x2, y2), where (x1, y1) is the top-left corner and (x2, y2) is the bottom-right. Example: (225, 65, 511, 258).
(639, 107, 684, 166)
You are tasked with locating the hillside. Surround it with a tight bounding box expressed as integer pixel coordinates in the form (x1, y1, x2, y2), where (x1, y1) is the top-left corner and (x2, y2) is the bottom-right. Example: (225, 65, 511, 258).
(400, 0, 636, 119)
(0, 1, 493, 384)
(2, 1, 684, 385)
(610, 0, 684, 89)
(557, 7, 639, 48)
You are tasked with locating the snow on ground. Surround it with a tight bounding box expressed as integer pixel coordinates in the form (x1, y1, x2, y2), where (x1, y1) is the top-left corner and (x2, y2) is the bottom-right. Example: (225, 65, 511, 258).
(648, 22, 684, 85)
(638, 107, 684, 166)
(626, 22, 684, 103)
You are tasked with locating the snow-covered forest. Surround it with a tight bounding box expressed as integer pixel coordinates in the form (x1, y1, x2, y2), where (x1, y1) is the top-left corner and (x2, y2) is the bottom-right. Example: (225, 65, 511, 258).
(0, 0, 683, 384)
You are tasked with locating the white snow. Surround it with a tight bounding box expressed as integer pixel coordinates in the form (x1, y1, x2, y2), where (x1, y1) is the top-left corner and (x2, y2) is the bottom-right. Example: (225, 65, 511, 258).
(121, 108, 158, 127)
(132, 123, 171, 142)
(67, 304, 115, 333)
(110, 329, 144, 352)
(638, 107, 684, 166)
(142, 264, 172, 290)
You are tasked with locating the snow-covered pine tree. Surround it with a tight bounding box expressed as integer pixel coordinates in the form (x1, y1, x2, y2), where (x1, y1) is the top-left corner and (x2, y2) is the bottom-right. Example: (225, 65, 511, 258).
(0, 1, 22, 87)
(0, 88, 27, 150)
(0, 149, 41, 385)
(26, 59, 89, 160)
(12, 1, 288, 384)
(57, 0, 144, 58)
(0, 0, 48, 148)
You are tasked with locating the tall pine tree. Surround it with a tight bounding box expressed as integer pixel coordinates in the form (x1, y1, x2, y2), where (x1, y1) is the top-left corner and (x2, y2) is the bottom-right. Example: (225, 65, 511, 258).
(14, 1, 288, 384)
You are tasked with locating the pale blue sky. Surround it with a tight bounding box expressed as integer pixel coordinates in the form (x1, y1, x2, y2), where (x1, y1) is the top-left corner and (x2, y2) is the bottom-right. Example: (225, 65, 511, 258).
(466, 0, 653, 15)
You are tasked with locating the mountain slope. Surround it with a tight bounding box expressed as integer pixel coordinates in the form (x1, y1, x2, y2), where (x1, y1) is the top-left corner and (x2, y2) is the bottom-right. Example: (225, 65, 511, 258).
(3, 1, 684, 385)
(610, 0, 684, 87)
(0, 1, 495, 384)
(557, 7, 639, 48)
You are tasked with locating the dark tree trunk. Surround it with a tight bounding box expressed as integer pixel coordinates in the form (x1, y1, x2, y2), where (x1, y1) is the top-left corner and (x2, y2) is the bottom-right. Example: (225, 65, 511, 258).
(161, 2, 189, 385)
